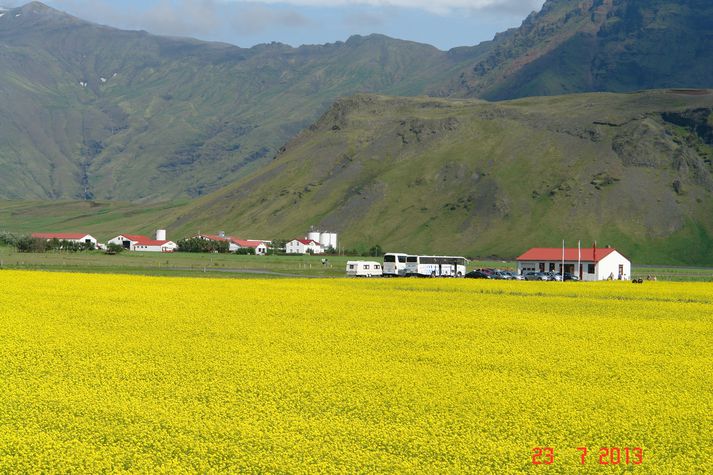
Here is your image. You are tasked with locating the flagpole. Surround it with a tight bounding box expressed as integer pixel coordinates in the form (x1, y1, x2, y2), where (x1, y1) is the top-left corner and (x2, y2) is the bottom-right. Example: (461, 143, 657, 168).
(577, 240, 581, 281)
(561, 239, 565, 282)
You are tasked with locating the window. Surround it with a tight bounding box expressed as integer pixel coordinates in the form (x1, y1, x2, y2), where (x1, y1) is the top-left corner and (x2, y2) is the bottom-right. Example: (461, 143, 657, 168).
(398, 256, 407, 263)
(349, 264, 355, 269)
(549, 263, 555, 272)
(384, 255, 396, 263)
(364, 265, 370, 269)
(588, 264, 595, 274)
(407, 256, 418, 263)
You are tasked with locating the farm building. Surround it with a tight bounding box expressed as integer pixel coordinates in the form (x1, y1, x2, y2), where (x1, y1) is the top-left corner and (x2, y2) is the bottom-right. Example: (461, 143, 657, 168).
(108, 233, 177, 253)
(517, 247, 631, 281)
(286, 239, 324, 255)
(196, 234, 270, 254)
(231, 239, 270, 255)
(306, 230, 338, 251)
(196, 234, 239, 252)
(31, 233, 98, 247)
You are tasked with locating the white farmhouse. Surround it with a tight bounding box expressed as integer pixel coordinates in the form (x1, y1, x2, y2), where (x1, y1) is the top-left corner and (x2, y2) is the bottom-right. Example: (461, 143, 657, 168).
(231, 239, 270, 255)
(32, 232, 98, 247)
(517, 247, 631, 281)
(107, 234, 177, 253)
(286, 239, 323, 255)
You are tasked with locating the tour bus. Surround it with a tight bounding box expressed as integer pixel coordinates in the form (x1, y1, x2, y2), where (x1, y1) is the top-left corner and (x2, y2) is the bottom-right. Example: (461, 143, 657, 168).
(405, 255, 468, 277)
(382, 253, 409, 277)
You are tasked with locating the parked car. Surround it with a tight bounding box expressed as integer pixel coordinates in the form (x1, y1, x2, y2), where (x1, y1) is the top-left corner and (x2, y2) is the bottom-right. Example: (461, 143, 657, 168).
(543, 271, 563, 281)
(491, 270, 513, 280)
(563, 272, 580, 281)
(475, 268, 497, 276)
(523, 271, 549, 281)
(503, 271, 524, 280)
(465, 270, 492, 279)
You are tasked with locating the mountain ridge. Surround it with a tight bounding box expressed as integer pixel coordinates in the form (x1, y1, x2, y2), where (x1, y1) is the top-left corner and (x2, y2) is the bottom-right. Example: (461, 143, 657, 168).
(1, 0, 713, 206)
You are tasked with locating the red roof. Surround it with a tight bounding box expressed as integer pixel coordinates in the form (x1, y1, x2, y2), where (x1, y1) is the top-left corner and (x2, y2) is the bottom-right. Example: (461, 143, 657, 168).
(134, 239, 173, 246)
(32, 232, 91, 240)
(517, 247, 618, 262)
(197, 234, 231, 242)
(294, 239, 318, 246)
(231, 239, 266, 248)
(119, 234, 150, 242)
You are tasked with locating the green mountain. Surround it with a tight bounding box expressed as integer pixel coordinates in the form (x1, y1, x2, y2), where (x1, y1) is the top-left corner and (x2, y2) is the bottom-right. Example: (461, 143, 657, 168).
(2, 0, 713, 202)
(161, 90, 713, 264)
(0, 2, 461, 201)
(450, 0, 713, 100)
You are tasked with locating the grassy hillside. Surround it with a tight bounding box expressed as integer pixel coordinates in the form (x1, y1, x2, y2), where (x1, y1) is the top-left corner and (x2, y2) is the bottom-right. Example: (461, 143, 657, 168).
(2, 1, 713, 202)
(0, 2, 465, 201)
(159, 90, 713, 265)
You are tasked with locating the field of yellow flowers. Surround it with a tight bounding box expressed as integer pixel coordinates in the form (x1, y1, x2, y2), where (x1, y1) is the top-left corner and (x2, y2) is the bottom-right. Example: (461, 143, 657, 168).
(0, 270, 711, 473)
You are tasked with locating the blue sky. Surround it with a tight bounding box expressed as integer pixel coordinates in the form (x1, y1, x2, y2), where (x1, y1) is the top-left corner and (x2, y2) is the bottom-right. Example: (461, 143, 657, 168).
(28, 0, 546, 50)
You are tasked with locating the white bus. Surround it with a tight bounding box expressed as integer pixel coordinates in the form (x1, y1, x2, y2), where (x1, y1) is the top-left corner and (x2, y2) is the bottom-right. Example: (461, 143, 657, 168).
(382, 253, 409, 277)
(405, 255, 468, 277)
(346, 261, 383, 277)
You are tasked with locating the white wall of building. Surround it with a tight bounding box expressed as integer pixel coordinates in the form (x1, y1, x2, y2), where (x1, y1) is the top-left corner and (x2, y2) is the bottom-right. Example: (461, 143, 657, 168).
(107, 235, 136, 248)
(286, 240, 323, 254)
(597, 251, 632, 280)
(133, 241, 177, 253)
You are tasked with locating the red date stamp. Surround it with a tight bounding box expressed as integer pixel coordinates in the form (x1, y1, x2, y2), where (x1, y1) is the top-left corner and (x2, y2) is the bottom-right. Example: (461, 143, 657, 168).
(532, 447, 643, 465)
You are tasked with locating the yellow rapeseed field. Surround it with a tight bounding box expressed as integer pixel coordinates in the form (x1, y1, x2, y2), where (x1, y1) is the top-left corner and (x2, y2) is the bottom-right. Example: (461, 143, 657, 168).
(0, 270, 711, 473)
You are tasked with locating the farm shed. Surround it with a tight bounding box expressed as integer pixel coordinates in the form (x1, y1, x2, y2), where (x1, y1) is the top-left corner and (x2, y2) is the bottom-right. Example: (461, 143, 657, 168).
(517, 247, 631, 281)
(31, 233, 98, 247)
(108, 234, 177, 253)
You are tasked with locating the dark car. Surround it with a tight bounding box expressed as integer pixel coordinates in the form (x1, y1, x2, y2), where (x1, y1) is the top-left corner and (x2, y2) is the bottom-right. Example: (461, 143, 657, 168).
(563, 272, 580, 281)
(465, 270, 492, 279)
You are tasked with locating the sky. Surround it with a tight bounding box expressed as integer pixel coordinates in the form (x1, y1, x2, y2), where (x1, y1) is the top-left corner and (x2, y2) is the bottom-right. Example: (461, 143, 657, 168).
(11, 0, 547, 51)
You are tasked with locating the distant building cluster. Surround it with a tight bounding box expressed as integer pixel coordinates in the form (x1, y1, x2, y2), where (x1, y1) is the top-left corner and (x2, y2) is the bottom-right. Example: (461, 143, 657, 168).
(28, 228, 338, 255)
(195, 232, 270, 255)
(30, 229, 273, 254)
(286, 230, 338, 255)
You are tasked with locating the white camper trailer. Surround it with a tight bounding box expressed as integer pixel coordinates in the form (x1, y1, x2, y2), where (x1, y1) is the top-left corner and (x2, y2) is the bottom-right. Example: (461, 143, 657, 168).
(346, 261, 383, 277)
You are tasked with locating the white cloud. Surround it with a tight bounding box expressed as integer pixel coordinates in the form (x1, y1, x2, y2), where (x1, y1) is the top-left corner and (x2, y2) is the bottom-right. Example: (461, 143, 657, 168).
(231, 0, 545, 16)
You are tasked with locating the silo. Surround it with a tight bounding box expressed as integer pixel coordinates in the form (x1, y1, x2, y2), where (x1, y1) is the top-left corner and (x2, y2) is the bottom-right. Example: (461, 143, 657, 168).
(308, 231, 321, 242)
(319, 232, 331, 248)
(329, 233, 338, 250)
(155, 229, 167, 241)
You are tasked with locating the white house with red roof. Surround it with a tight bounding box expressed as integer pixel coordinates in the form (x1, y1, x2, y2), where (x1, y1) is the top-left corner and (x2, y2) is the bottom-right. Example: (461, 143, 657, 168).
(286, 239, 323, 255)
(107, 234, 177, 253)
(32, 232, 98, 247)
(231, 239, 269, 255)
(196, 234, 270, 254)
(516, 246, 631, 281)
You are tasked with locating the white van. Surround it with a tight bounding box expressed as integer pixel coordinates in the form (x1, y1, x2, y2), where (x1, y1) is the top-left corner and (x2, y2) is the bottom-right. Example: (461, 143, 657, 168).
(346, 261, 383, 277)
